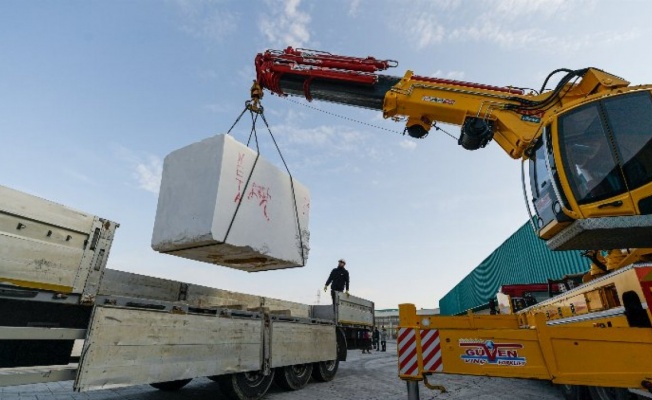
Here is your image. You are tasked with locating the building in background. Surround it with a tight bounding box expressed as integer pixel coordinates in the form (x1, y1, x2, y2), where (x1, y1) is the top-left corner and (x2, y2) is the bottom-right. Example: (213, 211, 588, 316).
(439, 221, 590, 316)
(375, 308, 439, 338)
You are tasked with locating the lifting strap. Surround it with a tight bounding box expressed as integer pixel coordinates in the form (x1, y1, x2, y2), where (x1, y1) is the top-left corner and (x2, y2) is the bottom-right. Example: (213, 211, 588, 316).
(222, 97, 307, 265)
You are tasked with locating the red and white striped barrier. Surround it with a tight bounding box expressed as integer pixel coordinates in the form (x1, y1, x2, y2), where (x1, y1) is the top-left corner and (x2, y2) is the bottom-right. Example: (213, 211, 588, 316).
(398, 327, 418, 377)
(398, 328, 444, 378)
(420, 329, 443, 372)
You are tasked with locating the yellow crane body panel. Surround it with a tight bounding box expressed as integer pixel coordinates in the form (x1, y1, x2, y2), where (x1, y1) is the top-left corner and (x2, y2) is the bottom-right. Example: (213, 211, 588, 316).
(398, 300, 652, 390)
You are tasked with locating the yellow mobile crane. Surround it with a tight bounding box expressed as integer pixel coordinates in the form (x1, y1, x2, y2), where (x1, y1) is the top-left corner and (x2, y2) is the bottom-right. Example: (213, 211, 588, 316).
(253, 47, 652, 400)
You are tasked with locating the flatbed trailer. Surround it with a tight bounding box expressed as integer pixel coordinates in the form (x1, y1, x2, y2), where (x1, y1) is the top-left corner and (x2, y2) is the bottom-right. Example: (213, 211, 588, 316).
(0, 185, 374, 399)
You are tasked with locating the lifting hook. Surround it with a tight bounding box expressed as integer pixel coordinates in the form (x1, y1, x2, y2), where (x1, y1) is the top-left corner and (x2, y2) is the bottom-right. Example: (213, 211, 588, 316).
(247, 80, 264, 114)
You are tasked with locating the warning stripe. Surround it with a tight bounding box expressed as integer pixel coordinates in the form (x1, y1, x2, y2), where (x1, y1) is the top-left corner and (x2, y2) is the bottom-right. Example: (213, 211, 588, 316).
(397, 328, 418, 376)
(420, 329, 443, 372)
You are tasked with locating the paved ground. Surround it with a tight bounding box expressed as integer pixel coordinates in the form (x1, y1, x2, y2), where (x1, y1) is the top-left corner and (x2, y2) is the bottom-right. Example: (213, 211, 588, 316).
(1, 341, 564, 400)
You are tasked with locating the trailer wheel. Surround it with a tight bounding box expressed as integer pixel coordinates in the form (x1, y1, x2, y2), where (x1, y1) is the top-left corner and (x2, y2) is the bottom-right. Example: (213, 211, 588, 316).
(311, 359, 339, 382)
(218, 370, 274, 400)
(587, 386, 634, 400)
(274, 363, 313, 390)
(149, 378, 192, 391)
(558, 384, 590, 400)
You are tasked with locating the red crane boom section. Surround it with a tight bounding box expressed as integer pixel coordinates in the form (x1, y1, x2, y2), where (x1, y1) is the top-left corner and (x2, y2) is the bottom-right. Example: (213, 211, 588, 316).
(254, 47, 523, 101)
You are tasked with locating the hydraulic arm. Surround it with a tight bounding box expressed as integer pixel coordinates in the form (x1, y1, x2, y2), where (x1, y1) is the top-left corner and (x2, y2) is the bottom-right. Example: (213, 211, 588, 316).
(255, 47, 629, 159)
(254, 47, 652, 256)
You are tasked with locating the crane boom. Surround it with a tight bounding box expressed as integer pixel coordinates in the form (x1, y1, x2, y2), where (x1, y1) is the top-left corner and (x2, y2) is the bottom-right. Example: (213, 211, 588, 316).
(255, 47, 630, 159)
(254, 46, 652, 261)
(256, 47, 399, 109)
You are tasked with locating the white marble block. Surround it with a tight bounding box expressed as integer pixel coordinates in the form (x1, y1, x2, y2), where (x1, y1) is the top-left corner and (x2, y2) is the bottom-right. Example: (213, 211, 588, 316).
(151, 134, 310, 272)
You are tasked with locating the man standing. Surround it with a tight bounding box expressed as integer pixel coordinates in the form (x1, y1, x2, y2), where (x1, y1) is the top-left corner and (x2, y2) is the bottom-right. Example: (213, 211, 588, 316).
(372, 327, 380, 351)
(324, 259, 349, 304)
(380, 327, 388, 352)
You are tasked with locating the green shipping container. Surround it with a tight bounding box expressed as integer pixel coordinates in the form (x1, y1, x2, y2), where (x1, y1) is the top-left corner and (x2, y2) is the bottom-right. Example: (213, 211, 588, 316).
(439, 222, 591, 316)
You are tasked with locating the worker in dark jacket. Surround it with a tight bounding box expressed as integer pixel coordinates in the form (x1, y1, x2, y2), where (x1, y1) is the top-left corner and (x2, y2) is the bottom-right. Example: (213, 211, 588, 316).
(324, 259, 350, 304)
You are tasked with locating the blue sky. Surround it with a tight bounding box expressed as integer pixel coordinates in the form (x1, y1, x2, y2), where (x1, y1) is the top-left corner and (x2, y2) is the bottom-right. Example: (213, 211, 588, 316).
(2, 0, 651, 310)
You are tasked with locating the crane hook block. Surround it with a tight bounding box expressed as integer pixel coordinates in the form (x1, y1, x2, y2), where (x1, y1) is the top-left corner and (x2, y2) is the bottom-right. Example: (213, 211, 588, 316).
(458, 117, 494, 150)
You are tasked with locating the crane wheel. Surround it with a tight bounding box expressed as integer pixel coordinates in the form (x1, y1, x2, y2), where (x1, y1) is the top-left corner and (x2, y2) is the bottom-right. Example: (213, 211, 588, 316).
(558, 384, 590, 400)
(587, 386, 635, 400)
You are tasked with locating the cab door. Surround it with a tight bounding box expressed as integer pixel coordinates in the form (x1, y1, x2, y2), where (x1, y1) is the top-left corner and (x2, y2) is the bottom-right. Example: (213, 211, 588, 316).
(528, 126, 572, 239)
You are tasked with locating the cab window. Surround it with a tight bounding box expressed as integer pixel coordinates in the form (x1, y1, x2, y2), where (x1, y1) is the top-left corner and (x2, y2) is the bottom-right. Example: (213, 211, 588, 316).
(602, 91, 652, 190)
(530, 138, 549, 199)
(558, 103, 625, 204)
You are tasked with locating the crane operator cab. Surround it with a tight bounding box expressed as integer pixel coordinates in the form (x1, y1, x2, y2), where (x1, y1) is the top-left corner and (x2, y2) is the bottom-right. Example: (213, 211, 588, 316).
(527, 90, 652, 250)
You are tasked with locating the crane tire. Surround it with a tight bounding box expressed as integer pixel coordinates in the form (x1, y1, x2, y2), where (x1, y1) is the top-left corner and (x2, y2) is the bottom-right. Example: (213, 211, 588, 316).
(587, 386, 635, 400)
(311, 359, 339, 382)
(149, 378, 192, 391)
(217, 371, 274, 400)
(558, 384, 590, 400)
(274, 363, 313, 390)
